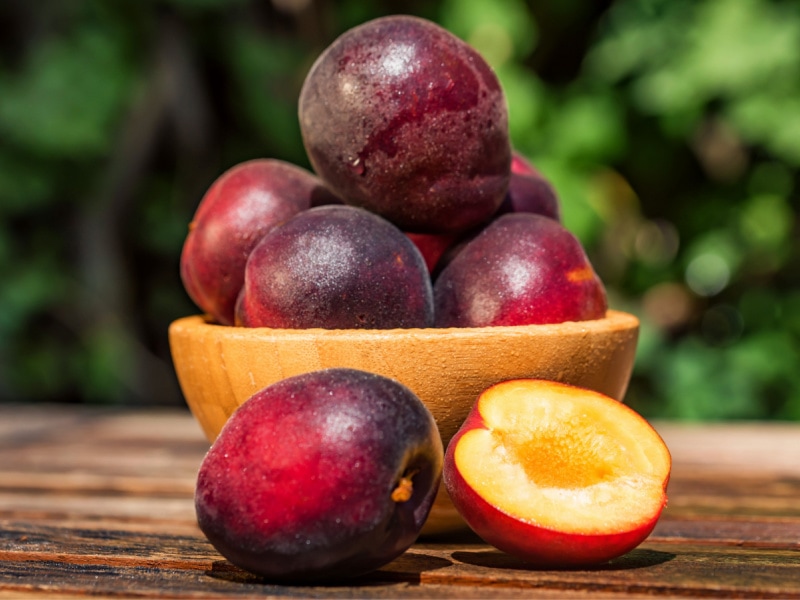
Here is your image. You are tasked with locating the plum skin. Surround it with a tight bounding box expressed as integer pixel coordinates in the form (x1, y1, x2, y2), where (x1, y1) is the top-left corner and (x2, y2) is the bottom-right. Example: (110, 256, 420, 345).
(498, 150, 560, 221)
(195, 368, 444, 582)
(405, 231, 460, 274)
(496, 172, 561, 222)
(236, 204, 434, 329)
(442, 382, 669, 568)
(180, 159, 337, 325)
(299, 15, 511, 234)
(433, 213, 607, 327)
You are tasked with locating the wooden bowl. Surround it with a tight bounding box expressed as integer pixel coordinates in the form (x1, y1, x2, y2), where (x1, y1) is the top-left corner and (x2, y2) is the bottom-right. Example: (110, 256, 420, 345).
(169, 310, 639, 535)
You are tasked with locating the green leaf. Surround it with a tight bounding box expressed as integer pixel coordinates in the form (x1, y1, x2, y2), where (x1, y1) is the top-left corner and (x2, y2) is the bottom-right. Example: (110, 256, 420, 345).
(0, 26, 134, 157)
(224, 29, 308, 163)
(440, 0, 536, 66)
(739, 194, 793, 252)
(0, 153, 54, 213)
(542, 92, 627, 164)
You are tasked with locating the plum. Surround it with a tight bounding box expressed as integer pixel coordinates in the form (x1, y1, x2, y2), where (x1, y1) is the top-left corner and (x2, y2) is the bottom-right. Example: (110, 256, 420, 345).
(496, 172, 561, 222)
(195, 368, 444, 582)
(180, 159, 337, 325)
(494, 151, 561, 221)
(404, 231, 460, 274)
(298, 15, 511, 234)
(444, 379, 671, 567)
(510, 150, 541, 177)
(409, 152, 560, 277)
(235, 204, 434, 329)
(434, 213, 607, 327)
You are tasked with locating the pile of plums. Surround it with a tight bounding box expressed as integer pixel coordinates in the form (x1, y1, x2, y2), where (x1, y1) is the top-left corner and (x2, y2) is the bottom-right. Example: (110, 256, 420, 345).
(180, 15, 608, 333)
(184, 15, 668, 585)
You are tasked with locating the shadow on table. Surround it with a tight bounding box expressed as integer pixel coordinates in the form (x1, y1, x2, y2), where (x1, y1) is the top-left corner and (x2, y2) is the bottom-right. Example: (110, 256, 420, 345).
(206, 551, 454, 588)
(451, 548, 675, 572)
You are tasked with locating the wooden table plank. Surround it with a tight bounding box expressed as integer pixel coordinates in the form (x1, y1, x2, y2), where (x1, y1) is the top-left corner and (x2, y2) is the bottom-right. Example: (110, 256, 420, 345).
(2, 529, 799, 598)
(1, 405, 799, 598)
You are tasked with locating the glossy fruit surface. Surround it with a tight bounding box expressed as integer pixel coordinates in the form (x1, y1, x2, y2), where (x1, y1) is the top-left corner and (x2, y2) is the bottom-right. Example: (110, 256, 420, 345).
(497, 172, 561, 221)
(236, 205, 433, 329)
(299, 15, 511, 234)
(405, 231, 460, 274)
(434, 213, 607, 327)
(443, 379, 671, 567)
(510, 150, 540, 177)
(180, 159, 336, 325)
(195, 368, 443, 581)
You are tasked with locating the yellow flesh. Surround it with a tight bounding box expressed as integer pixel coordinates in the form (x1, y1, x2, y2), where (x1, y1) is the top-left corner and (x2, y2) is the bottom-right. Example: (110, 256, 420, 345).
(455, 381, 671, 534)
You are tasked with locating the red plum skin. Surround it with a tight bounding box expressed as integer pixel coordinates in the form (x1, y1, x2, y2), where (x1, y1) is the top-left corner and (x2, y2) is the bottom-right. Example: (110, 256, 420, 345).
(433, 213, 607, 327)
(180, 159, 337, 325)
(236, 205, 434, 329)
(299, 15, 511, 234)
(195, 368, 443, 582)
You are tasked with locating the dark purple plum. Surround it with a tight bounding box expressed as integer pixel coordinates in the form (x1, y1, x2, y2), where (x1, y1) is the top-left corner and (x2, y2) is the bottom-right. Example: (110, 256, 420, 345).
(180, 159, 338, 325)
(510, 150, 541, 177)
(235, 205, 434, 329)
(494, 150, 561, 221)
(195, 368, 443, 582)
(434, 213, 607, 327)
(299, 15, 511, 234)
(496, 172, 561, 222)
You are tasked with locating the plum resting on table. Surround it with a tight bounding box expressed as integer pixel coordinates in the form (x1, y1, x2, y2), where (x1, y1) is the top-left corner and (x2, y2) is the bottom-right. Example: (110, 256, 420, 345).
(180, 159, 337, 325)
(433, 213, 608, 327)
(299, 15, 511, 234)
(195, 368, 444, 582)
(235, 204, 434, 329)
(444, 379, 671, 567)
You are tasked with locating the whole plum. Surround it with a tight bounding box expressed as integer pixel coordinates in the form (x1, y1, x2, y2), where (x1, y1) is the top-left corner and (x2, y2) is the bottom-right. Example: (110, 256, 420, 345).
(495, 172, 561, 222)
(434, 213, 607, 327)
(195, 368, 443, 582)
(235, 204, 434, 329)
(299, 15, 511, 234)
(180, 159, 337, 325)
(495, 151, 561, 221)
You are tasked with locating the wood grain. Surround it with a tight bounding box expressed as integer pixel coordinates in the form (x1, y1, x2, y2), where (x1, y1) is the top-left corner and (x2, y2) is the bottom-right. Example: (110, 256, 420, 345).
(1, 405, 799, 598)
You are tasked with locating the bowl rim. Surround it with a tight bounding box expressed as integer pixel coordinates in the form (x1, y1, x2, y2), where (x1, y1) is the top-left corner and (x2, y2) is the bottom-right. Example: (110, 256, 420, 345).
(169, 309, 639, 341)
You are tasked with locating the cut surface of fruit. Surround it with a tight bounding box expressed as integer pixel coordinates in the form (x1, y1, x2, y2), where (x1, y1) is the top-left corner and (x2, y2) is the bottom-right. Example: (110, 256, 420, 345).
(452, 380, 670, 535)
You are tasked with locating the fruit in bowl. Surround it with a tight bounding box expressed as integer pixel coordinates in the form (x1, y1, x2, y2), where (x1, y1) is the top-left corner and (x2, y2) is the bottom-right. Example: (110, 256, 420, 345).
(195, 368, 442, 582)
(298, 15, 511, 234)
(444, 379, 671, 566)
(235, 205, 433, 329)
(433, 213, 608, 327)
(497, 159, 561, 222)
(169, 310, 640, 535)
(180, 159, 337, 326)
(170, 13, 647, 542)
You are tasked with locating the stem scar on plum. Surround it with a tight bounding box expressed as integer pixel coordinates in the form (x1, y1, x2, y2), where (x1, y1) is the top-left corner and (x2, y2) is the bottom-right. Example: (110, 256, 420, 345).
(391, 468, 419, 503)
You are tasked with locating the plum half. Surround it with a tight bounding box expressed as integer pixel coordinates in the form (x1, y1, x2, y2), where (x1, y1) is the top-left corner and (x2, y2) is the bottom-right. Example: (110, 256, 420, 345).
(299, 15, 511, 234)
(235, 204, 434, 329)
(433, 213, 607, 327)
(180, 159, 337, 325)
(444, 379, 671, 567)
(195, 368, 443, 581)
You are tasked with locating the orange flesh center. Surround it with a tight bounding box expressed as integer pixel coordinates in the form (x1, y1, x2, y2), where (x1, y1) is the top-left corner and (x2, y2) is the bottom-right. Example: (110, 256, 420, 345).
(502, 426, 620, 489)
(454, 381, 671, 534)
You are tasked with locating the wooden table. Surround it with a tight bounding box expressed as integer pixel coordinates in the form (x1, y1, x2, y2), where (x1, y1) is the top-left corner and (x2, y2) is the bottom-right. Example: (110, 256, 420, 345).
(1, 404, 798, 598)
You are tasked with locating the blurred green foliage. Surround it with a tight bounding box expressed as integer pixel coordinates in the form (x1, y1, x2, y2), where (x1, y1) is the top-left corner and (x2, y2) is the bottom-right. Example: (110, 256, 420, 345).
(0, 0, 797, 418)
